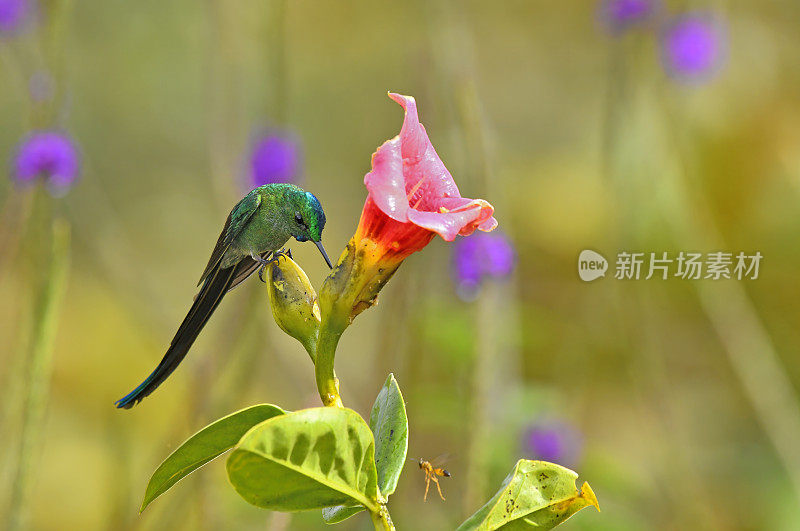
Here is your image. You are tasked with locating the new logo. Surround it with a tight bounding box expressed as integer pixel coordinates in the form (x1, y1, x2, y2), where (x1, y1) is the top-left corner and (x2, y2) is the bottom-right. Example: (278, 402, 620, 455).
(578, 250, 608, 282)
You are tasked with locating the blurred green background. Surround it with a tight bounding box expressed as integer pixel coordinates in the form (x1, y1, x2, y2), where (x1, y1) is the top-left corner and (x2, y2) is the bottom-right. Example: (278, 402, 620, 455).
(2, 1, 800, 529)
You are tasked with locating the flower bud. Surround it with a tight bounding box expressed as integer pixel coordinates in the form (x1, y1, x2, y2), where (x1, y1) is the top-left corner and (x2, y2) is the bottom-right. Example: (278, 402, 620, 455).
(266, 255, 320, 359)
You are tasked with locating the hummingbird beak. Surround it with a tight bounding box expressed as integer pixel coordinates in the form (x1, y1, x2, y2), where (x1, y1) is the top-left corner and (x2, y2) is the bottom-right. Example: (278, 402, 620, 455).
(315, 240, 333, 269)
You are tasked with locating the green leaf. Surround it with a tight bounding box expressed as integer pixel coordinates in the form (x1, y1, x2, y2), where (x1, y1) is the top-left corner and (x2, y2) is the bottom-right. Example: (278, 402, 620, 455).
(495, 481, 598, 530)
(227, 407, 380, 512)
(321, 503, 365, 524)
(141, 404, 286, 511)
(457, 460, 599, 531)
(321, 374, 408, 524)
(369, 373, 409, 497)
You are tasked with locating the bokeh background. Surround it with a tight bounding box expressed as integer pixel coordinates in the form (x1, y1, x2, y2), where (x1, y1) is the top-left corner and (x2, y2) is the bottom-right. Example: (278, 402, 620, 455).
(2, 1, 800, 529)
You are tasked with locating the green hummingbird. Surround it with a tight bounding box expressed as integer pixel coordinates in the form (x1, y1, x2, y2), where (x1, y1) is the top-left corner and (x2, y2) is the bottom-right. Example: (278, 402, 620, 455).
(115, 183, 332, 409)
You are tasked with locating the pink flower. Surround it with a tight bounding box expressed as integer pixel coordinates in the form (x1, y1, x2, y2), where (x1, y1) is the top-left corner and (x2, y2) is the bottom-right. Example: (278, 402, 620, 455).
(356, 93, 497, 263)
(320, 92, 498, 332)
(315, 93, 499, 406)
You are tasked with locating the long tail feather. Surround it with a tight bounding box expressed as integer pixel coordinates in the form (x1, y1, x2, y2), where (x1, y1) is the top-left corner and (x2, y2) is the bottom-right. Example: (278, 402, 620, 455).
(115, 262, 240, 409)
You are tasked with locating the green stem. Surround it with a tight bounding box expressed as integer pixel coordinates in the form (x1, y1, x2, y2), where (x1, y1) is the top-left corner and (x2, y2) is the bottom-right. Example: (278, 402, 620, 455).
(424, 2, 515, 511)
(205, 0, 241, 208)
(312, 237, 402, 407)
(463, 286, 498, 510)
(6, 217, 70, 531)
(657, 87, 800, 508)
(314, 315, 345, 407)
(369, 505, 395, 531)
(268, 0, 288, 125)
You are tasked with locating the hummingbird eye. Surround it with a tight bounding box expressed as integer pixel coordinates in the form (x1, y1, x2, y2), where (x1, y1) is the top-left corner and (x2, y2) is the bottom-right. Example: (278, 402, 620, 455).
(294, 213, 304, 225)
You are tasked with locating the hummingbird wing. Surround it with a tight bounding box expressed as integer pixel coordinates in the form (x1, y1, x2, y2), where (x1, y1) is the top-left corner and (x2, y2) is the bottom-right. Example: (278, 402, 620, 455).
(227, 250, 272, 292)
(198, 190, 262, 286)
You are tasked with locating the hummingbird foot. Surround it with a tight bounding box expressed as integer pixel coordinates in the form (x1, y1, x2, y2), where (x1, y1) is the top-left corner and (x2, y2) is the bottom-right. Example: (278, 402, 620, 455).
(252, 252, 275, 283)
(273, 247, 293, 260)
(254, 249, 293, 283)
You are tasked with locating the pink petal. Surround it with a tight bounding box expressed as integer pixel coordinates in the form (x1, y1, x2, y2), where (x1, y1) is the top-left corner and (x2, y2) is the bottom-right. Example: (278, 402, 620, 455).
(387, 93, 461, 205)
(408, 198, 496, 241)
(364, 92, 498, 241)
(477, 215, 499, 232)
(364, 137, 409, 222)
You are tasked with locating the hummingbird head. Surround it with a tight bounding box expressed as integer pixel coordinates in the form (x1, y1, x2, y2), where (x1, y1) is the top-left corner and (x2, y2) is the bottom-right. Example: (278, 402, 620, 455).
(287, 189, 333, 268)
(291, 191, 326, 242)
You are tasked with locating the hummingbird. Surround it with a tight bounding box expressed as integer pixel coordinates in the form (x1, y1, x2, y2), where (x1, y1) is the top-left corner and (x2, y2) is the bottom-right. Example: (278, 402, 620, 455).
(115, 183, 333, 409)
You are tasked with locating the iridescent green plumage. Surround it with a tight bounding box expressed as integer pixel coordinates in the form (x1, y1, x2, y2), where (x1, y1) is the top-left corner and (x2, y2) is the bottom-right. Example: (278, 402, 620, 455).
(116, 184, 331, 409)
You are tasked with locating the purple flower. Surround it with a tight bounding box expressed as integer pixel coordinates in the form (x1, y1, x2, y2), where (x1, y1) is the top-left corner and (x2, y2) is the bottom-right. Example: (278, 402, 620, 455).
(12, 131, 80, 191)
(0, 0, 32, 34)
(661, 13, 726, 83)
(452, 231, 514, 298)
(598, 0, 658, 34)
(249, 132, 301, 187)
(522, 421, 583, 467)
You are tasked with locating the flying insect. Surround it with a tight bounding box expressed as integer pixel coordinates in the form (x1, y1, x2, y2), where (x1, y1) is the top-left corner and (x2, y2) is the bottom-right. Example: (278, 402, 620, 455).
(417, 457, 451, 501)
